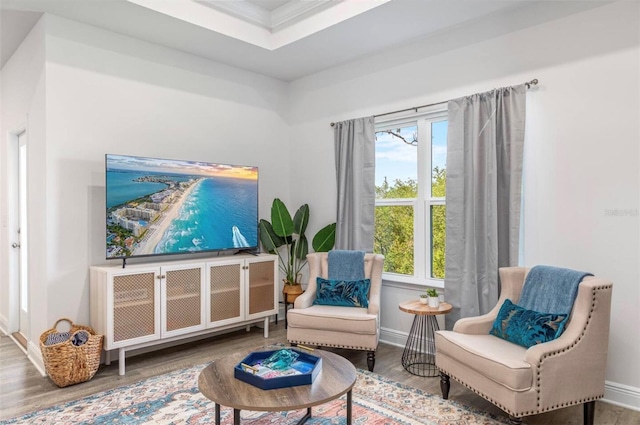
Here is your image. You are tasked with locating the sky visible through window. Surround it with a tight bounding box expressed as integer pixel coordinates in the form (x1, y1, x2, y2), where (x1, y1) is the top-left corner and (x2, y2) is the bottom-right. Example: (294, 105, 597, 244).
(375, 121, 447, 189)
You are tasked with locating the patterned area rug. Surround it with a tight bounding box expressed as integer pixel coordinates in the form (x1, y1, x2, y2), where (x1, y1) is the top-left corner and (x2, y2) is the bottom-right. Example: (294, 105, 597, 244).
(5, 364, 510, 424)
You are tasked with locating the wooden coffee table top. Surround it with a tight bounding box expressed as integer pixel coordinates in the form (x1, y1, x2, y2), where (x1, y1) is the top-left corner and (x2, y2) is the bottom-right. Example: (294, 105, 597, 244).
(198, 347, 357, 411)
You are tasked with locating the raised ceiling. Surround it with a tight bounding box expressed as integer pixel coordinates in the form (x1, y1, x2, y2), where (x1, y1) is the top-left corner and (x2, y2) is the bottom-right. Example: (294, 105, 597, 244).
(0, 0, 609, 81)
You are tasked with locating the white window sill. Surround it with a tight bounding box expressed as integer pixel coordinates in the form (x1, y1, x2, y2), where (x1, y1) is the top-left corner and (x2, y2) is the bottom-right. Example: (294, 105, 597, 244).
(381, 273, 445, 291)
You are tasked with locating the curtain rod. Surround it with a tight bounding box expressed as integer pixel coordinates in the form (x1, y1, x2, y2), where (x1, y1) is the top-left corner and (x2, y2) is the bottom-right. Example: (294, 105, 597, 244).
(329, 78, 538, 127)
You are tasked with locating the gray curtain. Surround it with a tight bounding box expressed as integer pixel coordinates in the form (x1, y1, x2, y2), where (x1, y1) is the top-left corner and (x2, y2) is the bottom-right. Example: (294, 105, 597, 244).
(444, 85, 526, 329)
(334, 116, 375, 251)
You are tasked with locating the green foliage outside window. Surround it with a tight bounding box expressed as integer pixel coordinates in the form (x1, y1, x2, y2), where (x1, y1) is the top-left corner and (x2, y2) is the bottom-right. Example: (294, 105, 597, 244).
(431, 166, 446, 279)
(374, 167, 446, 278)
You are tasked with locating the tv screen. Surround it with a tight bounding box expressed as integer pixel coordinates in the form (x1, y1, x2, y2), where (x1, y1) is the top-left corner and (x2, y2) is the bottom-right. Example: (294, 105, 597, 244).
(105, 154, 258, 259)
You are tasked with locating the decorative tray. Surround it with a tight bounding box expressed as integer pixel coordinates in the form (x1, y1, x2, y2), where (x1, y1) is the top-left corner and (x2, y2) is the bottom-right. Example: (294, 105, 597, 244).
(233, 348, 322, 390)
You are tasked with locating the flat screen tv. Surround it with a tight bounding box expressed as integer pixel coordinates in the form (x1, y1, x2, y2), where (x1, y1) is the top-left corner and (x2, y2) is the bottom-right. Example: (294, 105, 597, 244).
(105, 154, 258, 260)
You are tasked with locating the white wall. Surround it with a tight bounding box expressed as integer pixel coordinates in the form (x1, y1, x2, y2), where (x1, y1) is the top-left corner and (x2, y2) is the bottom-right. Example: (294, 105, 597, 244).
(287, 0, 640, 408)
(0, 15, 47, 363)
(0, 14, 291, 365)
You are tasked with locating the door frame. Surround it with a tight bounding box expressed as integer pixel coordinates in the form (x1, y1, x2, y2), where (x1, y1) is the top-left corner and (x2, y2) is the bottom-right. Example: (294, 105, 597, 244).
(5, 121, 29, 341)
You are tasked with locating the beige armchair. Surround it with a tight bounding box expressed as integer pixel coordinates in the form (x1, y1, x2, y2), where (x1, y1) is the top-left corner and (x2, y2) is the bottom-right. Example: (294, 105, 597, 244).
(435, 267, 612, 425)
(286, 252, 384, 371)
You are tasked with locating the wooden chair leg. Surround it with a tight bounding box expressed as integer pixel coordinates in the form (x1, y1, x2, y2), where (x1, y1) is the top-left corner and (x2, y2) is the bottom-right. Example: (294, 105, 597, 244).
(584, 400, 596, 425)
(440, 372, 450, 399)
(366, 351, 375, 372)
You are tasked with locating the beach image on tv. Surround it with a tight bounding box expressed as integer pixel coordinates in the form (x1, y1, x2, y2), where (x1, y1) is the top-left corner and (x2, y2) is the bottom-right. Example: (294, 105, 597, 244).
(106, 154, 258, 259)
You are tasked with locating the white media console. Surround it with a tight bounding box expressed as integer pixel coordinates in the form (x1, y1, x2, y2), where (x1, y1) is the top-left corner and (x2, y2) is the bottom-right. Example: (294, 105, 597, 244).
(90, 253, 278, 375)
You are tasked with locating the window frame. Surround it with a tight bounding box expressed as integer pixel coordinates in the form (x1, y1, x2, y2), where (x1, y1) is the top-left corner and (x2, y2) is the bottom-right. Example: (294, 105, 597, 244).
(374, 107, 448, 287)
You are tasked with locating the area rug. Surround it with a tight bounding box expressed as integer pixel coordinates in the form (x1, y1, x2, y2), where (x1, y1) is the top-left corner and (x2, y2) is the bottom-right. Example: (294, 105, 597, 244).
(4, 364, 510, 424)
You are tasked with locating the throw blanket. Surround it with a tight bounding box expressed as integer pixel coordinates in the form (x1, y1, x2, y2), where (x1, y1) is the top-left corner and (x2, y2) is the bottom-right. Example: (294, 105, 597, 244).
(518, 265, 592, 315)
(328, 250, 365, 280)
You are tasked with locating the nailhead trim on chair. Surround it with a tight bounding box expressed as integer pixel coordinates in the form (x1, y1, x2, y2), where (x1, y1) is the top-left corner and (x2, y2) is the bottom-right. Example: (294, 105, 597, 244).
(438, 284, 611, 419)
(288, 340, 376, 351)
(535, 285, 610, 413)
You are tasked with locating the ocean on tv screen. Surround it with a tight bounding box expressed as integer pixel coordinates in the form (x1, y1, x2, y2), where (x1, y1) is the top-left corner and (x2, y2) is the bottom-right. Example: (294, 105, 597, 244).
(105, 156, 258, 259)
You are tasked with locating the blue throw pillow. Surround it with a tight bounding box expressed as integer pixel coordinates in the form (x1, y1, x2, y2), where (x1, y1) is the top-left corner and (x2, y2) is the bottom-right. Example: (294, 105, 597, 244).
(489, 299, 568, 348)
(313, 277, 371, 308)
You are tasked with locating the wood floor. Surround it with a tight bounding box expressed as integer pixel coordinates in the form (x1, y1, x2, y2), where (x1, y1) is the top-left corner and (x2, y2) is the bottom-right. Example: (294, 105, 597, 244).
(1, 324, 638, 424)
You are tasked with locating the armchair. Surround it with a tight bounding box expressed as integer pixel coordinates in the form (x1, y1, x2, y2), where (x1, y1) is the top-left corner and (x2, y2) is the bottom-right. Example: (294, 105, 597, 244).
(435, 267, 612, 425)
(286, 252, 384, 371)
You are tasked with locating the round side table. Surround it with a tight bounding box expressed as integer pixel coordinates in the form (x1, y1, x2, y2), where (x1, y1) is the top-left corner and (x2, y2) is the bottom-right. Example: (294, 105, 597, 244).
(398, 300, 452, 377)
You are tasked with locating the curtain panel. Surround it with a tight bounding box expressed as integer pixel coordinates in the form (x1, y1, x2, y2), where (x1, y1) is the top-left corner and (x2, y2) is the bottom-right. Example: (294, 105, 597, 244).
(334, 117, 375, 252)
(444, 85, 526, 329)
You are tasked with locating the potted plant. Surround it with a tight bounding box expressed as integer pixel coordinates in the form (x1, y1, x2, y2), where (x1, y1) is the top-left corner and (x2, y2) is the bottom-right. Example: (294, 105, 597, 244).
(259, 198, 336, 303)
(419, 293, 428, 304)
(426, 288, 440, 308)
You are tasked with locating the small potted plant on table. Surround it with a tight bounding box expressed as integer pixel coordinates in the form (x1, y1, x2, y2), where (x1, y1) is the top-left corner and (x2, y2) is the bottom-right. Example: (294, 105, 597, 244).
(426, 288, 440, 308)
(419, 293, 428, 304)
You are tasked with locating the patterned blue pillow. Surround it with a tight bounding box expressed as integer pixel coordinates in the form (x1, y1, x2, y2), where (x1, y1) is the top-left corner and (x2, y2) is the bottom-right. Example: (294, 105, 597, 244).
(489, 299, 568, 348)
(313, 277, 371, 308)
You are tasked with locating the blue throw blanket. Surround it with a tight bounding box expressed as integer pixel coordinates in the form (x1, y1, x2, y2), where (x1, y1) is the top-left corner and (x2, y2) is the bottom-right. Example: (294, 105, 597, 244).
(518, 265, 592, 315)
(328, 250, 365, 280)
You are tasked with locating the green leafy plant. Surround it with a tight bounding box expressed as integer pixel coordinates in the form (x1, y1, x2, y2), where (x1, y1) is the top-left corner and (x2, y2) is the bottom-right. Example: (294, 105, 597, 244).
(419, 293, 428, 298)
(259, 198, 336, 285)
(426, 288, 439, 298)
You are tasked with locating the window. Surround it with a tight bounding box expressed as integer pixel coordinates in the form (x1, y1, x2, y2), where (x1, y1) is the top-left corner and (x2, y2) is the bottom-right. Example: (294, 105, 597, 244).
(374, 110, 447, 285)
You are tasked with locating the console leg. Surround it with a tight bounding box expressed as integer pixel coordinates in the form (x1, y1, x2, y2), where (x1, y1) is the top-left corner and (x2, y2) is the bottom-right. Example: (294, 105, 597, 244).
(105, 349, 111, 366)
(440, 372, 450, 399)
(584, 401, 596, 425)
(118, 347, 125, 376)
(264, 317, 269, 338)
(367, 351, 375, 372)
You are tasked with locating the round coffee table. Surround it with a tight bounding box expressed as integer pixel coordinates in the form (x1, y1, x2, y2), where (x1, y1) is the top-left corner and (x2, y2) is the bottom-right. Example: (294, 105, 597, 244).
(399, 300, 453, 377)
(198, 347, 357, 425)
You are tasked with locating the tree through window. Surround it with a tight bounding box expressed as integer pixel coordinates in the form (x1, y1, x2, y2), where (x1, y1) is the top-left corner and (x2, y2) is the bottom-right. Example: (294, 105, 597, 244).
(374, 113, 447, 283)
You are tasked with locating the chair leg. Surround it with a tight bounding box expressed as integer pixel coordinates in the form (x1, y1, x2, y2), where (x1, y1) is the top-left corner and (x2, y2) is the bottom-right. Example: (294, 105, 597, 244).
(366, 351, 375, 372)
(440, 372, 450, 399)
(508, 415, 522, 424)
(584, 401, 596, 425)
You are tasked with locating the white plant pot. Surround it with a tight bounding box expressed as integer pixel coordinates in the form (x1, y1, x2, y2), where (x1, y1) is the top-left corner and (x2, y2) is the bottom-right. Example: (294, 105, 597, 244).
(419, 297, 428, 304)
(428, 297, 440, 308)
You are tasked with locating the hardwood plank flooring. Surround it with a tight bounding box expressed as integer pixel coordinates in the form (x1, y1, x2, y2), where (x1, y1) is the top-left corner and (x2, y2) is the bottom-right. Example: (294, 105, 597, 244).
(1, 325, 637, 424)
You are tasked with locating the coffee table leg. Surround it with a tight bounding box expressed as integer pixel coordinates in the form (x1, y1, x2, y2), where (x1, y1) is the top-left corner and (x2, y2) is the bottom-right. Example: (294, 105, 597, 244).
(347, 389, 352, 425)
(234, 408, 240, 425)
(296, 407, 312, 424)
(215, 404, 220, 425)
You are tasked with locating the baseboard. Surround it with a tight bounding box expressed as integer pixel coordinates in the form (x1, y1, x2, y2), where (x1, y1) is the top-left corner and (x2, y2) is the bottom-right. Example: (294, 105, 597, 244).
(1, 316, 45, 377)
(379, 327, 408, 348)
(603, 381, 640, 412)
(0, 314, 8, 335)
(27, 340, 46, 377)
(381, 328, 640, 412)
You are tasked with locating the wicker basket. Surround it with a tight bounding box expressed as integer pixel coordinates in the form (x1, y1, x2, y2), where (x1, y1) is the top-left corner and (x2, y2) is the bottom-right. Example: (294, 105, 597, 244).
(39, 318, 103, 387)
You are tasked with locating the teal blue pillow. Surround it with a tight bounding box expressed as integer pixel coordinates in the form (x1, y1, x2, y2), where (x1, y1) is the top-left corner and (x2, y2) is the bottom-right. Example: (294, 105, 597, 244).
(313, 277, 371, 308)
(489, 299, 568, 348)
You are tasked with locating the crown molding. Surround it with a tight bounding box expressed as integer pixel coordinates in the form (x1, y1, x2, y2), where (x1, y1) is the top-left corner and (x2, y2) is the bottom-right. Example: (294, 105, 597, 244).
(271, 0, 335, 30)
(127, 0, 389, 50)
(197, 0, 272, 29)
(196, 0, 339, 31)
